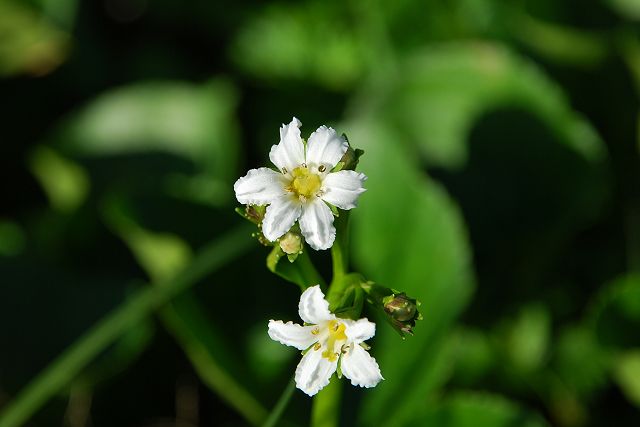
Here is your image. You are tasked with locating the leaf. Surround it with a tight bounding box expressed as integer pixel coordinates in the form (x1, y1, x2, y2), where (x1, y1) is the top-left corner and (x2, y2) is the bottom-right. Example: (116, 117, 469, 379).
(29, 147, 90, 213)
(606, 0, 640, 20)
(348, 119, 475, 427)
(385, 42, 606, 169)
(0, 1, 69, 76)
(554, 325, 608, 398)
(57, 80, 240, 205)
(230, 0, 365, 90)
(413, 392, 549, 427)
(0, 221, 25, 257)
(77, 306, 155, 388)
(502, 304, 550, 374)
(590, 274, 640, 349)
(613, 351, 640, 407)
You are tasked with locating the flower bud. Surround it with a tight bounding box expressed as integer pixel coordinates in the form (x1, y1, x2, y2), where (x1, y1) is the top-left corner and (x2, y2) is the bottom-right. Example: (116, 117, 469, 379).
(383, 293, 421, 335)
(361, 282, 421, 337)
(334, 138, 364, 171)
(279, 231, 303, 255)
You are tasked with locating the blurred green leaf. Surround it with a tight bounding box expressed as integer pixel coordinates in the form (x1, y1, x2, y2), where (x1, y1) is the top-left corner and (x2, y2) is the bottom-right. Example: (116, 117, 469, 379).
(0, 0, 69, 76)
(245, 321, 293, 383)
(554, 325, 608, 398)
(510, 12, 608, 67)
(103, 199, 192, 283)
(414, 392, 549, 427)
(58, 80, 240, 205)
(231, 0, 366, 90)
(502, 304, 550, 374)
(0, 221, 26, 256)
(348, 119, 474, 427)
(613, 351, 640, 407)
(606, 0, 640, 20)
(451, 328, 495, 386)
(29, 146, 90, 213)
(591, 274, 640, 349)
(385, 42, 605, 169)
(102, 201, 265, 425)
(77, 304, 155, 388)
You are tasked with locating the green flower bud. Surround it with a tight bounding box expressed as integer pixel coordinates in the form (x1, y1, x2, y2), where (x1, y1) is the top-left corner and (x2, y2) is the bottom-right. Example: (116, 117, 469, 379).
(332, 136, 364, 172)
(361, 282, 422, 337)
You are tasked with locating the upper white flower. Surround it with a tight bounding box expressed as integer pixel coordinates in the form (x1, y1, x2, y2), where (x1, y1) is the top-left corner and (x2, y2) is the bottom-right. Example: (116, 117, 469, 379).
(268, 285, 383, 396)
(234, 117, 367, 250)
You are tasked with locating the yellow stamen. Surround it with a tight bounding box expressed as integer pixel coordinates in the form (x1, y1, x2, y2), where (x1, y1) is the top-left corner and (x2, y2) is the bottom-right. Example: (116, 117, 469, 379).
(321, 320, 347, 362)
(287, 166, 321, 200)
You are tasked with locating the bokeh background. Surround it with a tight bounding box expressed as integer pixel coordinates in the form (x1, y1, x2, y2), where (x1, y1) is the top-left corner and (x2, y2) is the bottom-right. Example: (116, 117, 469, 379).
(1, 0, 640, 426)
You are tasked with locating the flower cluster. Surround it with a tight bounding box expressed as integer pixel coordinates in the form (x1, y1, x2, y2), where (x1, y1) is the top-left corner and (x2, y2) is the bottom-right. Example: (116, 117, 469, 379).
(234, 117, 420, 397)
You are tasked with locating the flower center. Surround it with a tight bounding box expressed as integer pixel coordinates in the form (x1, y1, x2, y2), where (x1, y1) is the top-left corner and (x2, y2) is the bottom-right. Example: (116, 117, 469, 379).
(288, 166, 322, 201)
(321, 320, 347, 362)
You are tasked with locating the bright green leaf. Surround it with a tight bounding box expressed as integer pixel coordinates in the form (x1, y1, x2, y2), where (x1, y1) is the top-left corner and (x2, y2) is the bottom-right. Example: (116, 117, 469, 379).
(387, 42, 605, 169)
(348, 119, 475, 427)
(503, 304, 550, 374)
(613, 351, 640, 407)
(29, 146, 90, 213)
(58, 80, 240, 205)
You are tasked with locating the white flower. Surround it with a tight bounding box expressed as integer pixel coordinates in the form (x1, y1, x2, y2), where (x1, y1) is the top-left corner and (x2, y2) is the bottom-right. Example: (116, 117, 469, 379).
(234, 117, 367, 250)
(268, 285, 383, 396)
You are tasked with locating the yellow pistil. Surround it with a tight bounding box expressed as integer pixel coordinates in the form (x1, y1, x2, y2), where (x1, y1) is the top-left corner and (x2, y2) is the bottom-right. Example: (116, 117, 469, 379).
(321, 320, 347, 362)
(287, 166, 321, 201)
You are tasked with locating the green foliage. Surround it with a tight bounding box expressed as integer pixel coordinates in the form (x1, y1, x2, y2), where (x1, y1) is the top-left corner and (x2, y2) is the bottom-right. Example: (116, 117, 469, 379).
(58, 80, 240, 205)
(2, 0, 638, 425)
(0, 0, 69, 76)
(29, 146, 89, 213)
(613, 351, 640, 408)
(349, 119, 475, 426)
(415, 392, 549, 427)
(383, 42, 605, 169)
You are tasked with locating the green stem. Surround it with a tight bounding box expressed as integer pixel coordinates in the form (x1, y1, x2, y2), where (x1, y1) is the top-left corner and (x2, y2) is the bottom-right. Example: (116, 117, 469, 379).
(161, 296, 267, 426)
(310, 379, 342, 427)
(0, 225, 254, 427)
(261, 378, 296, 427)
(330, 212, 350, 282)
(296, 250, 326, 288)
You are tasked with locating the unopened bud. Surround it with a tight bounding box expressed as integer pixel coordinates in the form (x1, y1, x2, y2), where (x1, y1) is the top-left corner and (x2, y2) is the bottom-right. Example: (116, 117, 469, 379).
(335, 139, 364, 171)
(361, 282, 421, 337)
(279, 231, 303, 255)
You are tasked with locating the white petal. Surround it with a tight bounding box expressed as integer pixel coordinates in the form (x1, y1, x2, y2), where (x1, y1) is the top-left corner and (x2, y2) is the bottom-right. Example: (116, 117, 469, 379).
(262, 195, 301, 242)
(298, 285, 333, 325)
(295, 346, 337, 396)
(299, 199, 336, 250)
(269, 117, 305, 172)
(268, 320, 317, 351)
(344, 318, 376, 344)
(305, 126, 348, 170)
(321, 170, 367, 210)
(234, 167, 287, 205)
(341, 345, 383, 388)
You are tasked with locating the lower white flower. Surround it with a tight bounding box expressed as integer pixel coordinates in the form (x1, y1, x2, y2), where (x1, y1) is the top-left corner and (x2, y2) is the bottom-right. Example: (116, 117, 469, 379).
(268, 285, 383, 396)
(234, 117, 367, 250)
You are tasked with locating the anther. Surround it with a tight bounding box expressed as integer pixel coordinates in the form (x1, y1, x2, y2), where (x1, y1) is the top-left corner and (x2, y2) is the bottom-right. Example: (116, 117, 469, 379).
(302, 163, 307, 168)
(314, 343, 322, 351)
(281, 167, 288, 174)
(318, 165, 326, 172)
(311, 327, 320, 335)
